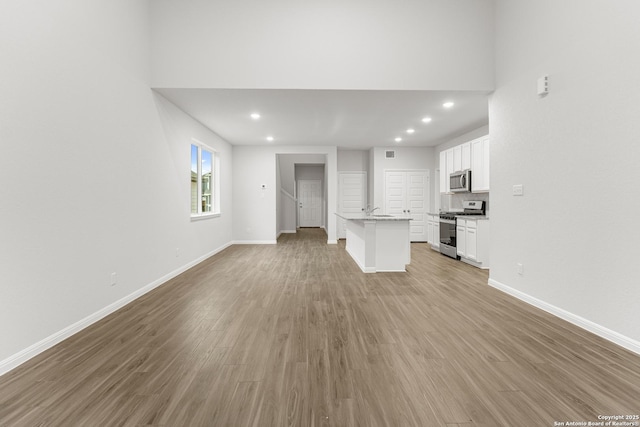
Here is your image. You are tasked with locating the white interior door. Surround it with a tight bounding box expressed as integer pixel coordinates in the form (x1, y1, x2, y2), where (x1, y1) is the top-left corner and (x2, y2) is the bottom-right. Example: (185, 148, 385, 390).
(406, 171, 429, 242)
(384, 170, 430, 242)
(338, 172, 367, 239)
(298, 180, 322, 227)
(384, 171, 406, 215)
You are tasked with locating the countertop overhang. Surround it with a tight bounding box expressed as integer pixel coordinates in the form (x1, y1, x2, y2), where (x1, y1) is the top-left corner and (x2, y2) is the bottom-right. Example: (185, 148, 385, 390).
(335, 213, 412, 221)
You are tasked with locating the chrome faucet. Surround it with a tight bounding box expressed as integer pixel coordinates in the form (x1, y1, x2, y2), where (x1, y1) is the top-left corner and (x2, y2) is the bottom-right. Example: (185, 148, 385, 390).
(363, 205, 380, 215)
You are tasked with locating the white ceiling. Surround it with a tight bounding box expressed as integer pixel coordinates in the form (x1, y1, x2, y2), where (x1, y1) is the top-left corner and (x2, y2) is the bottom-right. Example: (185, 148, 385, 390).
(154, 88, 490, 149)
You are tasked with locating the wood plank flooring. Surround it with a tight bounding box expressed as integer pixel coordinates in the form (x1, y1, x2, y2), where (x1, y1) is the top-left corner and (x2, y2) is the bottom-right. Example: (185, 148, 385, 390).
(1, 228, 639, 426)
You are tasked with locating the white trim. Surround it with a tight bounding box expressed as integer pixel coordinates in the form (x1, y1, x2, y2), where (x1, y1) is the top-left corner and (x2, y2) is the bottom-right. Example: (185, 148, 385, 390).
(327, 239, 338, 245)
(280, 188, 296, 202)
(190, 212, 221, 221)
(460, 257, 489, 269)
(297, 179, 323, 228)
(233, 240, 278, 245)
(276, 231, 296, 240)
(346, 246, 375, 273)
(488, 278, 640, 356)
(0, 241, 233, 376)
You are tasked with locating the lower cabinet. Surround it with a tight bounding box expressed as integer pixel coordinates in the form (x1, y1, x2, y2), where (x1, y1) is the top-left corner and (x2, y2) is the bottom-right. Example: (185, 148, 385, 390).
(426, 214, 440, 249)
(456, 218, 490, 269)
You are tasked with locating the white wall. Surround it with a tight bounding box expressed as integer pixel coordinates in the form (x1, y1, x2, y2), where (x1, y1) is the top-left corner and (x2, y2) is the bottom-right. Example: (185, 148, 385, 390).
(296, 164, 325, 182)
(434, 125, 490, 153)
(276, 155, 282, 235)
(150, 0, 494, 91)
(338, 149, 369, 172)
(0, 0, 234, 372)
(370, 147, 436, 213)
(490, 0, 640, 350)
(233, 146, 337, 244)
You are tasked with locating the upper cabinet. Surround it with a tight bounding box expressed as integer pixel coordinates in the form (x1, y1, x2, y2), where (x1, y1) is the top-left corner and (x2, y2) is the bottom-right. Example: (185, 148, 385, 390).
(471, 135, 490, 193)
(439, 135, 489, 194)
(453, 143, 471, 172)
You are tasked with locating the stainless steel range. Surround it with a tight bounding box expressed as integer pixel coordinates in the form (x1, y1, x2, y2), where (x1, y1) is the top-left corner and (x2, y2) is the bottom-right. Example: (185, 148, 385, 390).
(439, 200, 485, 259)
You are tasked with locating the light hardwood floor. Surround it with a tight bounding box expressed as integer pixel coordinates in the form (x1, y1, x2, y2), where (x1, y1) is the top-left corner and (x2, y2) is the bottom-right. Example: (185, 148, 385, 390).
(1, 228, 639, 426)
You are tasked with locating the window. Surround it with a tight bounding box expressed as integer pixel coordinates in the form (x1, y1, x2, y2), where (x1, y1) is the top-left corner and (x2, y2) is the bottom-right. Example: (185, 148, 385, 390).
(191, 141, 219, 218)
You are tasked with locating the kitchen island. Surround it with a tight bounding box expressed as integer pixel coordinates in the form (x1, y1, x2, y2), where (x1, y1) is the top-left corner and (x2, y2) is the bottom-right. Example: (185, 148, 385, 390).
(335, 213, 412, 273)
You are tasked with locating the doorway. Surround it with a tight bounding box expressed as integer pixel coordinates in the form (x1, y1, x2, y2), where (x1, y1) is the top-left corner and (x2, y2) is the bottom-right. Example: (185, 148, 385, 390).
(298, 179, 322, 227)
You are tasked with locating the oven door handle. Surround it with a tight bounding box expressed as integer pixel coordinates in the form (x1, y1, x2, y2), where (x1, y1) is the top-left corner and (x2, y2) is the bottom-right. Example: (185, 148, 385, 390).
(440, 218, 456, 225)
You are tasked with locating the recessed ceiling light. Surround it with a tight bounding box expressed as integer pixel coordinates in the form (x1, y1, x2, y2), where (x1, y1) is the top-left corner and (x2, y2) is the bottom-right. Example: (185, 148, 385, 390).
(443, 102, 455, 109)
(394, 137, 402, 143)
(266, 136, 274, 142)
(406, 128, 415, 134)
(251, 113, 261, 120)
(421, 117, 432, 123)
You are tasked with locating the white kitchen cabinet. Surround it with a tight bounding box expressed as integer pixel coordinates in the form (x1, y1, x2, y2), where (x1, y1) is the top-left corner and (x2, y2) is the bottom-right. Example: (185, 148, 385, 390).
(439, 149, 454, 193)
(439, 151, 447, 193)
(446, 150, 453, 192)
(454, 142, 471, 171)
(456, 218, 490, 269)
(439, 139, 480, 194)
(427, 214, 440, 249)
(456, 220, 466, 257)
(465, 220, 477, 261)
(453, 145, 462, 172)
(452, 143, 471, 174)
(471, 136, 490, 192)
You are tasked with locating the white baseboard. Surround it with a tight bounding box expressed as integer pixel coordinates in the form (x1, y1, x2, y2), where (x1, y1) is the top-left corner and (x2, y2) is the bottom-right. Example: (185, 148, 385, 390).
(460, 257, 489, 269)
(488, 278, 640, 356)
(0, 242, 233, 377)
(345, 246, 374, 273)
(280, 230, 297, 234)
(327, 239, 338, 244)
(232, 240, 278, 245)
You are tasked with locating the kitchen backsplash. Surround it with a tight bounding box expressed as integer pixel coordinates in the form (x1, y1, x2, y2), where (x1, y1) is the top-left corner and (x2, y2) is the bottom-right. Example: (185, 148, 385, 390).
(440, 192, 490, 215)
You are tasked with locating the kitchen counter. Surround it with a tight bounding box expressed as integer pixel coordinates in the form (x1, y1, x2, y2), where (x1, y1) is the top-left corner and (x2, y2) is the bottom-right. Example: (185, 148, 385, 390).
(456, 215, 490, 220)
(335, 213, 411, 273)
(336, 213, 413, 221)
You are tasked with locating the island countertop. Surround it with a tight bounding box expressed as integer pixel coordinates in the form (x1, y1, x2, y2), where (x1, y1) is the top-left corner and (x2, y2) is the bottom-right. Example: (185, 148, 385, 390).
(335, 213, 412, 221)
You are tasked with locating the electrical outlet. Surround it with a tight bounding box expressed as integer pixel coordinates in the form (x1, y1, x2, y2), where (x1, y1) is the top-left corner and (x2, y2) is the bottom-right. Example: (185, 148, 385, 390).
(110, 272, 117, 286)
(176, 247, 180, 258)
(513, 184, 524, 196)
(517, 263, 524, 276)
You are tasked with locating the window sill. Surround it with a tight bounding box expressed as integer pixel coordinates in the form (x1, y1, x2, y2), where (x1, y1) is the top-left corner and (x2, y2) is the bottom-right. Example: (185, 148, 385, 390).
(191, 212, 221, 222)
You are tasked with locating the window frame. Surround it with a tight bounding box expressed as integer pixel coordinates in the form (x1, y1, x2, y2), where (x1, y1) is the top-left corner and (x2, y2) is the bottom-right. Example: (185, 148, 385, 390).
(190, 140, 220, 220)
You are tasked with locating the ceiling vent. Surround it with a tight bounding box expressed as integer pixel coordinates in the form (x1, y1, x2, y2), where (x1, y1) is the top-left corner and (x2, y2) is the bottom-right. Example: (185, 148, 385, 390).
(385, 150, 396, 159)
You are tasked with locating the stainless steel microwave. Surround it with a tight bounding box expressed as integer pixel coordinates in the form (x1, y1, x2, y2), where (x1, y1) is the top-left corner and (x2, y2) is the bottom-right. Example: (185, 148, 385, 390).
(450, 170, 471, 192)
